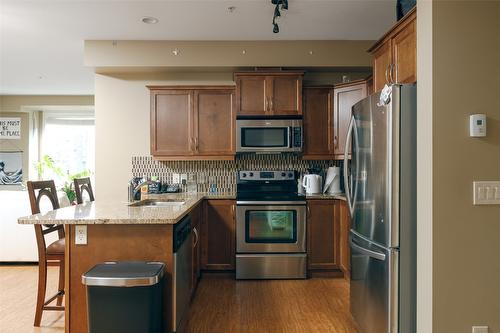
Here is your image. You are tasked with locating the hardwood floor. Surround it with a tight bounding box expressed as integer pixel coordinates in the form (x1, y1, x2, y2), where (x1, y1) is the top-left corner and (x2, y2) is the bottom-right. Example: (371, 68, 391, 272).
(185, 274, 359, 333)
(0, 266, 358, 333)
(0, 265, 64, 333)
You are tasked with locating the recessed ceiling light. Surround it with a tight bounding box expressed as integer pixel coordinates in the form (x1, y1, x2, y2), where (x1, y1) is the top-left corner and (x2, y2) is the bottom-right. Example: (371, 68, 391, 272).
(142, 17, 159, 24)
(228, 6, 236, 13)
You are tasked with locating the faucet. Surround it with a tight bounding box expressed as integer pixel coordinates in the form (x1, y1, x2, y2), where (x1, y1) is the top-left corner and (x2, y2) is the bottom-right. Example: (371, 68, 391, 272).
(129, 180, 157, 202)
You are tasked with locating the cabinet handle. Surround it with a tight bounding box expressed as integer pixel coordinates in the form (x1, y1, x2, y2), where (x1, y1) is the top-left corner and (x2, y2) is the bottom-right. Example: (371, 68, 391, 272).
(232, 204, 235, 218)
(195, 137, 199, 151)
(264, 98, 268, 112)
(193, 226, 199, 247)
(334, 135, 338, 149)
(269, 98, 273, 111)
(385, 64, 391, 84)
(307, 205, 311, 218)
(390, 63, 396, 84)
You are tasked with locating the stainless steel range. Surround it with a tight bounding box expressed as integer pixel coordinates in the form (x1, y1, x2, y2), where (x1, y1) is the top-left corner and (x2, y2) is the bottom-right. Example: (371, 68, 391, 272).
(236, 170, 307, 280)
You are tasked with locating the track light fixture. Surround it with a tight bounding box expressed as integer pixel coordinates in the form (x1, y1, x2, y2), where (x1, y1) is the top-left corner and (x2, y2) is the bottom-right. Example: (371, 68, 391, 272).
(271, 0, 288, 33)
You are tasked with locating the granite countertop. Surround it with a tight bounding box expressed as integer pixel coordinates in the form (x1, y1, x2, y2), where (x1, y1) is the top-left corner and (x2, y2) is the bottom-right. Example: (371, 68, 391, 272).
(17, 192, 235, 225)
(17, 191, 345, 225)
(305, 193, 347, 201)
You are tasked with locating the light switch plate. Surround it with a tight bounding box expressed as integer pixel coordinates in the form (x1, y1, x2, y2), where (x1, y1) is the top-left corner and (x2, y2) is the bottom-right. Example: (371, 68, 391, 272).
(75, 225, 87, 245)
(473, 181, 500, 205)
(472, 326, 488, 333)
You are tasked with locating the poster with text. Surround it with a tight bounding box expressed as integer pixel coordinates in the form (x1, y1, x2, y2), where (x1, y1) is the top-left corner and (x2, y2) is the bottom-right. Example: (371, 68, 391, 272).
(0, 118, 21, 139)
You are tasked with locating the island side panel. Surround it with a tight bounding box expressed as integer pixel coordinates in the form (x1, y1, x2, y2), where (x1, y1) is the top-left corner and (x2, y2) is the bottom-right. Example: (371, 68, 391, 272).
(67, 224, 174, 333)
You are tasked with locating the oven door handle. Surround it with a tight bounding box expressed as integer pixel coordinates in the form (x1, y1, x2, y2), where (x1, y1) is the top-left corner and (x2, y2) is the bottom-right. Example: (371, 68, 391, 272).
(236, 201, 307, 205)
(289, 126, 293, 148)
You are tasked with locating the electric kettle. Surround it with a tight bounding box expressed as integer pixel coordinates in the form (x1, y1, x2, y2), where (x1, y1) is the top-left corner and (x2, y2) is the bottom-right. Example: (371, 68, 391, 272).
(302, 174, 322, 194)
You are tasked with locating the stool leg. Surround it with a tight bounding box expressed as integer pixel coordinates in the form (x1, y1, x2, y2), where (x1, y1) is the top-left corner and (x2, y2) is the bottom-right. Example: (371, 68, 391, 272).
(34, 260, 47, 326)
(56, 259, 65, 306)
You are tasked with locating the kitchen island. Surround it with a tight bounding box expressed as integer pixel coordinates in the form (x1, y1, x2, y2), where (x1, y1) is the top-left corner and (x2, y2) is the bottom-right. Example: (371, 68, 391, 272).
(18, 193, 234, 333)
(18, 191, 347, 333)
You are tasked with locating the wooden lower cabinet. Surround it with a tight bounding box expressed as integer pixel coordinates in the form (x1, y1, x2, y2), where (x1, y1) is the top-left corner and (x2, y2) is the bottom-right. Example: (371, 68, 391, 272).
(201, 200, 236, 270)
(338, 200, 351, 277)
(307, 200, 339, 271)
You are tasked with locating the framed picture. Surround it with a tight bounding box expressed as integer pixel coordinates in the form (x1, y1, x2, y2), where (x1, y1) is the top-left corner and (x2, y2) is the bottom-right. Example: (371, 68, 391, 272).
(0, 151, 23, 185)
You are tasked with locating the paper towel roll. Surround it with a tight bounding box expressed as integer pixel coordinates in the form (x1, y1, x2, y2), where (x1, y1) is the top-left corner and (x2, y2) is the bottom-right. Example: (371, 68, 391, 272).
(323, 166, 341, 194)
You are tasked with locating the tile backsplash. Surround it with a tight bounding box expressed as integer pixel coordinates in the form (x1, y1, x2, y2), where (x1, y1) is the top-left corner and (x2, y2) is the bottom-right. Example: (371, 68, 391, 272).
(132, 155, 340, 193)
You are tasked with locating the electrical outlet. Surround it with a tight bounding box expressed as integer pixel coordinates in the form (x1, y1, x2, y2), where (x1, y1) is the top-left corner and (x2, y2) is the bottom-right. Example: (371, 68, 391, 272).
(473, 181, 500, 205)
(472, 326, 488, 333)
(75, 225, 87, 245)
(172, 173, 180, 184)
(180, 174, 188, 185)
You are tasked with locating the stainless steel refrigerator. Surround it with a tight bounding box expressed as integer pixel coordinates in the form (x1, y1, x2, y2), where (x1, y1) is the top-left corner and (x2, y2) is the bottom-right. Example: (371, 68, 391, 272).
(343, 84, 416, 333)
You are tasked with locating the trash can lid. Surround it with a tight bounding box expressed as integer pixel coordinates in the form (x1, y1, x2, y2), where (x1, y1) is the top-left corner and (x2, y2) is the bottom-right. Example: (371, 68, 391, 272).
(82, 261, 165, 287)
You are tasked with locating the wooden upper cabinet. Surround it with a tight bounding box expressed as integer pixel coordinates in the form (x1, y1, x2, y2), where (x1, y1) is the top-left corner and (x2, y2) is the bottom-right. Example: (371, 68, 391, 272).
(194, 89, 235, 156)
(333, 80, 368, 158)
(148, 86, 235, 160)
(235, 75, 267, 115)
(201, 200, 235, 271)
(393, 19, 416, 84)
(150, 90, 193, 156)
(269, 75, 303, 115)
(307, 199, 339, 270)
(372, 40, 393, 93)
(369, 8, 416, 92)
(302, 87, 334, 159)
(235, 72, 303, 116)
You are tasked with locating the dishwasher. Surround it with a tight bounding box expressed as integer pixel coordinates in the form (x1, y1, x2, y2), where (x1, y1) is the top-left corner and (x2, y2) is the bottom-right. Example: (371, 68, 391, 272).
(172, 215, 192, 332)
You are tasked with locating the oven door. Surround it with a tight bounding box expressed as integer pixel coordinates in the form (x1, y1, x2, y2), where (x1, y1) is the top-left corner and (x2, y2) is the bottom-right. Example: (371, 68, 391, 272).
(236, 203, 306, 253)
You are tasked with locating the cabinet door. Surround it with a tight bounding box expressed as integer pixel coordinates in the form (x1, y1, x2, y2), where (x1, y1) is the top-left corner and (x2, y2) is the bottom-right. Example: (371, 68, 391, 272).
(269, 75, 302, 116)
(201, 200, 235, 270)
(235, 76, 267, 116)
(307, 200, 339, 270)
(302, 87, 334, 159)
(339, 200, 351, 276)
(333, 82, 367, 157)
(151, 90, 193, 156)
(372, 40, 392, 93)
(194, 89, 235, 156)
(393, 19, 416, 84)
(191, 204, 201, 295)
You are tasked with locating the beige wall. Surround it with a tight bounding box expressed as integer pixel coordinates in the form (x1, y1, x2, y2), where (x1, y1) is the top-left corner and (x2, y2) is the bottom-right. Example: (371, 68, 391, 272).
(94, 70, 370, 202)
(432, 1, 500, 332)
(0, 95, 94, 181)
(85, 40, 374, 69)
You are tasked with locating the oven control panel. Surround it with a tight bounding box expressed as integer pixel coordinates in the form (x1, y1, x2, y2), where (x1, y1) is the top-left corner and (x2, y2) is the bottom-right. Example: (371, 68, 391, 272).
(238, 170, 296, 181)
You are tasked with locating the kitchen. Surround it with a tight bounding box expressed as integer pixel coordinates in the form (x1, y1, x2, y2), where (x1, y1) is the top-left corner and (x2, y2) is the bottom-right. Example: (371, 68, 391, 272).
(2, 1, 500, 333)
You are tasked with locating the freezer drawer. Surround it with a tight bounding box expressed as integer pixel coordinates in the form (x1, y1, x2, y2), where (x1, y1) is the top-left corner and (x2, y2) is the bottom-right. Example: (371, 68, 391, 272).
(350, 231, 398, 333)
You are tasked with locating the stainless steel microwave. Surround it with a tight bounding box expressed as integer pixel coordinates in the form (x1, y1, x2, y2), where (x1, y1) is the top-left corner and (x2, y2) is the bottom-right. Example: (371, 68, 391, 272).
(236, 118, 303, 153)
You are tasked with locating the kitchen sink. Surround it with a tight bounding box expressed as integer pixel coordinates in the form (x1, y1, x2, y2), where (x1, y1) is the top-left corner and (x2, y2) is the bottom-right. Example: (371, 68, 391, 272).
(129, 199, 186, 207)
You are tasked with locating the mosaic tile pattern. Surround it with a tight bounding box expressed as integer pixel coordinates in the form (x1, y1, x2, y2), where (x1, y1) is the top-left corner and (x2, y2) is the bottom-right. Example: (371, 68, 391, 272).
(132, 155, 341, 193)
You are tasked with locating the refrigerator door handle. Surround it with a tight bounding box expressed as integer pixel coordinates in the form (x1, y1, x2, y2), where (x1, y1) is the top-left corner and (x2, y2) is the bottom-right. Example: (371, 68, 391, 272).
(349, 236, 386, 261)
(344, 116, 354, 215)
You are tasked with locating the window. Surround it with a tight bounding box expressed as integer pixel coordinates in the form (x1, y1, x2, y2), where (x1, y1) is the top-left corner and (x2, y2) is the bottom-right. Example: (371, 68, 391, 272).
(40, 111, 95, 185)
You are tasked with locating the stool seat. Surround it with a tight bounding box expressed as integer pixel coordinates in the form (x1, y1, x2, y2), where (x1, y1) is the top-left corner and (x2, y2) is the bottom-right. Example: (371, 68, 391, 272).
(47, 238, 65, 255)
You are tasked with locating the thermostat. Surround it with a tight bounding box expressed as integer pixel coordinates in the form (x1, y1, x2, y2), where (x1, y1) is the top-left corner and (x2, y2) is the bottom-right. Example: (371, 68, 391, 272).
(469, 114, 486, 137)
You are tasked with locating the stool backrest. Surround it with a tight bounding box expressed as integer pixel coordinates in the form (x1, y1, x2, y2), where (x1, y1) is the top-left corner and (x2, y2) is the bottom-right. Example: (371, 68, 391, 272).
(74, 177, 95, 204)
(27, 180, 65, 258)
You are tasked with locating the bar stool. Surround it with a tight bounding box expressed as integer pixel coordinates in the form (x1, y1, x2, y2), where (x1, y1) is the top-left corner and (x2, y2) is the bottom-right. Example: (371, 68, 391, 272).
(27, 180, 65, 327)
(74, 177, 95, 204)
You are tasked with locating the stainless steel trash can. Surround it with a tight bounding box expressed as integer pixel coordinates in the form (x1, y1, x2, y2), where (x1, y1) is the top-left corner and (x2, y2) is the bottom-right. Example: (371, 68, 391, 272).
(82, 261, 165, 333)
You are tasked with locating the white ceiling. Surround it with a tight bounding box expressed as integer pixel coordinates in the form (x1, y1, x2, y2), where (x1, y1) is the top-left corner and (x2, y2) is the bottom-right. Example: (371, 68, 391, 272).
(0, 0, 395, 95)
